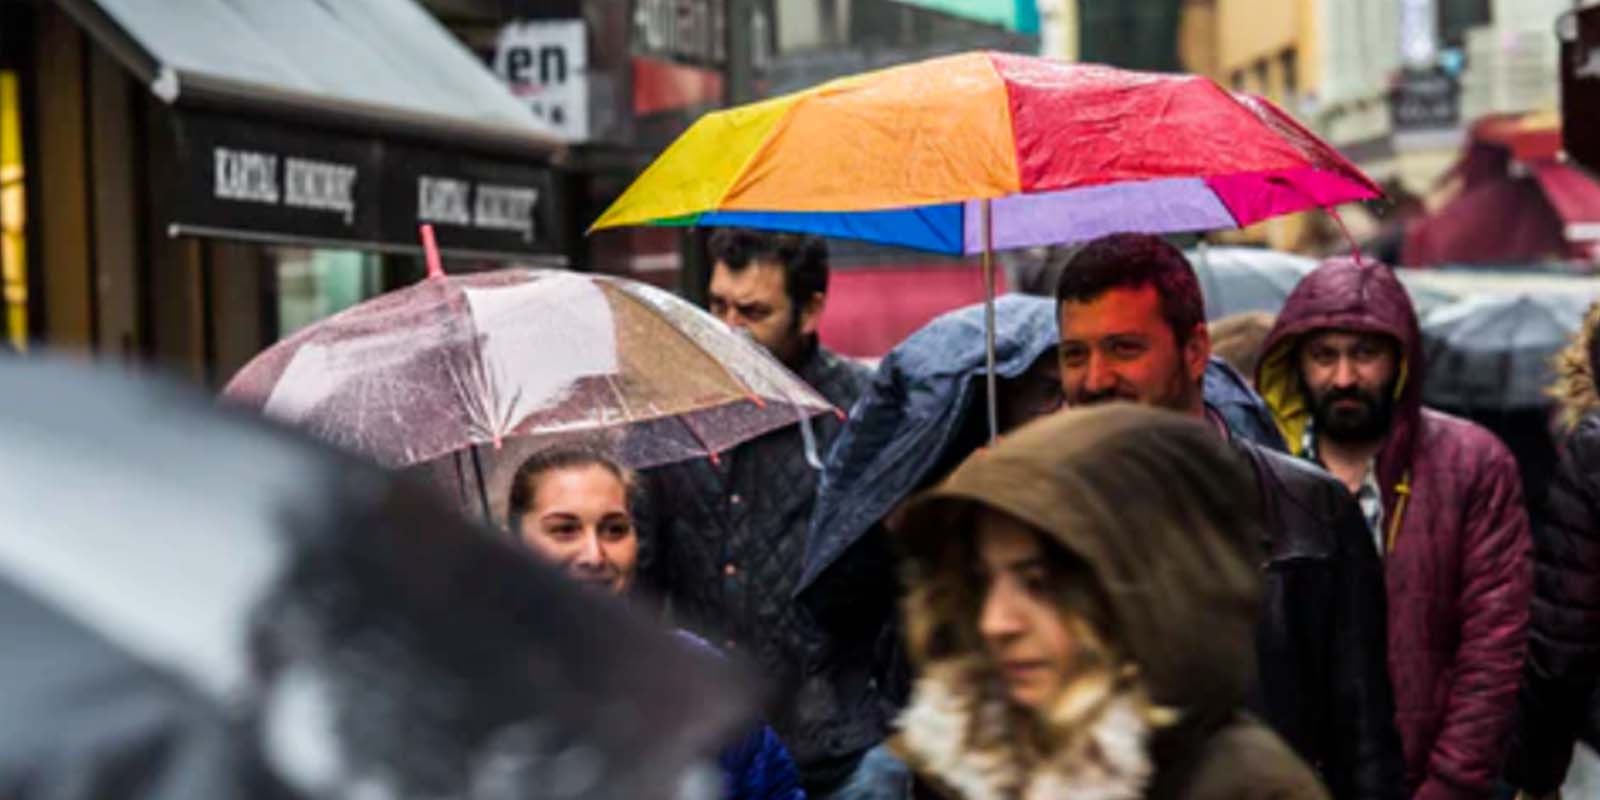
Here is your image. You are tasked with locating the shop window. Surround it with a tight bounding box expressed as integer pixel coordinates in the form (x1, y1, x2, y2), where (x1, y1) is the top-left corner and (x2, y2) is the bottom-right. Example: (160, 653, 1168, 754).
(1, 70, 26, 351)
(273, 247, 384, 338)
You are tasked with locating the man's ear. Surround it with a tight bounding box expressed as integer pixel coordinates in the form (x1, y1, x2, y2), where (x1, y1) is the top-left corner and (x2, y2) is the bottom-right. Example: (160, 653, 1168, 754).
(798, 292, 826, 336)
(1184, 321, 1212, 381)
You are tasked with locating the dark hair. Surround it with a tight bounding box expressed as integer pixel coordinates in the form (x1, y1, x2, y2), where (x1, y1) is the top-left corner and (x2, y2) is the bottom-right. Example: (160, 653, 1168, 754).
(1052, 233, 1205, 345)
(507, 446, 635, 531)
(707, 228, 830, 316)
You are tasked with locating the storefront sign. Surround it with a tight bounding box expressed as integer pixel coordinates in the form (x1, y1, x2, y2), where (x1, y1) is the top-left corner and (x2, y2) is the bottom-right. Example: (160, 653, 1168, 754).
(385, 146, 555, 253)
(1562, 6, 1600, 174)
(494, 20, 589, 142)
(1389, 67, 1459, 132)
(170, 110, 561, 258)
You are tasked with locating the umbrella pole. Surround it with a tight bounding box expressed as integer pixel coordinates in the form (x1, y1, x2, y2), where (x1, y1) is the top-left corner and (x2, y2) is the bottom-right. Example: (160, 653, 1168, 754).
(982, 198, 998, 444)
(469, 445, 492, 525)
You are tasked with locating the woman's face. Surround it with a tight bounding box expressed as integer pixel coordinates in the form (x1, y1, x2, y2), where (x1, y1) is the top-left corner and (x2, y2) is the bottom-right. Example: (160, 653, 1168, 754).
(975, 511, 1077, 712)
(518, 465, 637, 595)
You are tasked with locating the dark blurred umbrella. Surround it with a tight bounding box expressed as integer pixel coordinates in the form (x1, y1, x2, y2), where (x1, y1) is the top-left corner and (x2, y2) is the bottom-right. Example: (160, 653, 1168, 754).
(0, 356, 751, 799)
(1190, 246, 1459, 320)
(1422, 292, 1598, 410)
(1188, 246, 1316, 320)
(222, 268, 834, 471)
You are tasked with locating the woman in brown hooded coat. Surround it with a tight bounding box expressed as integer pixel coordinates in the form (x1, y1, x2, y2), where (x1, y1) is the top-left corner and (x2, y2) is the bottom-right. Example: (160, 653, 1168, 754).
(886, 404, 1328, 800)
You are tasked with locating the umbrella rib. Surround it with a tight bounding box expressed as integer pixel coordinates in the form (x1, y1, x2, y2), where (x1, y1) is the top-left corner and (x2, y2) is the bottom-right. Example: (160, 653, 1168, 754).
(603, 374, 637, 422)
(678, 410, 723, 466)
(604, 280, 768, 408)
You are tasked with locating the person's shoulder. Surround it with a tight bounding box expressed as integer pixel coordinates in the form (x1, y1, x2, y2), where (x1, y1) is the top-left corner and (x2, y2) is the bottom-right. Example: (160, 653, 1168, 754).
(1180, 717, 1330, 800)
(1234, 439, 1346, 513)
(814, 346, 874, 400)
(1417, 407, 1519, 475)
(1567, 412, 1600, 457)
(1232, 440, 1357, 559)
(816, 346, 873, 381)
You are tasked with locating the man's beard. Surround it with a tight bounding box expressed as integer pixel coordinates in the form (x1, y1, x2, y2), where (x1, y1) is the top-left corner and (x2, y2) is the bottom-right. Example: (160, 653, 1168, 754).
(1305, 379, 1397, 444)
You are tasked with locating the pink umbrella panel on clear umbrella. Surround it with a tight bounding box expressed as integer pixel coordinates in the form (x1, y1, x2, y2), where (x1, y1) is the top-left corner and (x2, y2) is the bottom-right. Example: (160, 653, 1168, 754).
(221, 269, 839, 477)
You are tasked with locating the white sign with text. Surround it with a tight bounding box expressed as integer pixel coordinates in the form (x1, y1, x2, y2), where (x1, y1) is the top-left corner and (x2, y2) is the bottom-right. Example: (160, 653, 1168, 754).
(494, 20, 589, 143)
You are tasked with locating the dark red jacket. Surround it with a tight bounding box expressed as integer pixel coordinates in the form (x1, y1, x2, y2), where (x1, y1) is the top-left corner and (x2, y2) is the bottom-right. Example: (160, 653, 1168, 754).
(1256, 257, 1532, 800)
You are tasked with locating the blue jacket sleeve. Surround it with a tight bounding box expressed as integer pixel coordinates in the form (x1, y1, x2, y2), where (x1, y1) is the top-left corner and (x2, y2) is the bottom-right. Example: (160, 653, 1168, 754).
(719, 722, 806, 800)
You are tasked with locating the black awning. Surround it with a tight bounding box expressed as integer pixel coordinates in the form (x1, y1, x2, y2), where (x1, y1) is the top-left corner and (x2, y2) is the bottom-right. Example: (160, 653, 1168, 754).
(168, 109, 564, 261)
(53, 0, 569, 260)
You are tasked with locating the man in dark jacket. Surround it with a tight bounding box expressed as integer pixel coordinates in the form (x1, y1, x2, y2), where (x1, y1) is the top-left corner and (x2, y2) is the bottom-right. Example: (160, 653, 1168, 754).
(1053, 234, 1406, 800)
(637, 228, 871, 797)
(1256, 256, 1531, 800)
(1504, 301, 1600, 800)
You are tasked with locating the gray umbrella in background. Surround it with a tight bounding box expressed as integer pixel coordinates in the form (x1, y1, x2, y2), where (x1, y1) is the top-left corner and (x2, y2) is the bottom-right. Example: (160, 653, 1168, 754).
(1421, 292, 1598, 410)
(1188, 245, 1317, 320)
(1188, 246, 1460, 322)
(0, 356, 749, 799)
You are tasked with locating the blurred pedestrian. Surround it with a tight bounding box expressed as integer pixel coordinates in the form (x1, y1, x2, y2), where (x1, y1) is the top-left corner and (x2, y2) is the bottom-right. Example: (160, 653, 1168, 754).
(1255, 256, 1532, 800)
(1210, 311, 1277, 385)
(886, 404, 1327, 799)
(509, 445, 806, 800)
(1504, 300, 1600, 800)
(634, 230, 872, 797)
(1054, 234, 1404, 799)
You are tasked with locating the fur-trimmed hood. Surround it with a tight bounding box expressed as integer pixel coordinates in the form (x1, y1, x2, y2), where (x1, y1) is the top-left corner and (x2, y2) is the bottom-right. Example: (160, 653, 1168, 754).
(1550, 300, 1600, 428)
(890, 405, 1267, 798)
(892, 659, 1163, 800)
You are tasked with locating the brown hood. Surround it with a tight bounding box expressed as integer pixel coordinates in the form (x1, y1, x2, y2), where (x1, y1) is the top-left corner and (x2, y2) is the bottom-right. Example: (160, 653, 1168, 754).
(1550, 300, 1600, 429)
(893, 404, 1263, 732)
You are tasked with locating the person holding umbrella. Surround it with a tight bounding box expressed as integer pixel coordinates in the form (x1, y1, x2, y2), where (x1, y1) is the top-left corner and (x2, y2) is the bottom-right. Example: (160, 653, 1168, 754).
(633, 230, 872, 797)
(885, 404, 1327, 799)
(507, 443, 806, 800)
(1052, 234, 1404, 799)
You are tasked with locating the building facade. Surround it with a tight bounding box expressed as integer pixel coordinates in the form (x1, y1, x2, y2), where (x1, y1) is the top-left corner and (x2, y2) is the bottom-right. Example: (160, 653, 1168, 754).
(0, 0, 567, 385)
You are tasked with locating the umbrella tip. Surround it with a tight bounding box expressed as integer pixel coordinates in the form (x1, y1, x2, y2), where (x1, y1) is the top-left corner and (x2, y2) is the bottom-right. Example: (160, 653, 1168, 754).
(708, 450, 721, 467)
(420, 224, 446, 280)
(833, 406, 847, 421)
(1323, 206, 1368, 264)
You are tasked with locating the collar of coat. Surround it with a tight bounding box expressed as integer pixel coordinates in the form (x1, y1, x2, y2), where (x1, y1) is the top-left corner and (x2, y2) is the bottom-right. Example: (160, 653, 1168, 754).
(890, 663, 1158, 800)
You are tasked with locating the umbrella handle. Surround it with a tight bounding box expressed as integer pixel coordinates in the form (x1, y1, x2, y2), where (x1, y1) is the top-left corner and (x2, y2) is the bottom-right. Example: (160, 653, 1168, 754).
(420, 224, 446, 280)
(983, 198, 999, 444)
(469, 445, 492, 525)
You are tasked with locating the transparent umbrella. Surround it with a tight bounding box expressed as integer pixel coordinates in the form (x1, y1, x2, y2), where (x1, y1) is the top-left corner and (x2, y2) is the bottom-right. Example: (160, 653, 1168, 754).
(223, 268, 837, 473)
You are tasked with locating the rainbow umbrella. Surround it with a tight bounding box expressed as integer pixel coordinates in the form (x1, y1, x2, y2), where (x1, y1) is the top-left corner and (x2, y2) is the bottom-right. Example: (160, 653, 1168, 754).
(592, 51, 1381, 436)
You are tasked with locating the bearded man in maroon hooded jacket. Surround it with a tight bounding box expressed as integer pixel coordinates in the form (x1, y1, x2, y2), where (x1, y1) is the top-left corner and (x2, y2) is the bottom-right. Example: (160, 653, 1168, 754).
(1256, 256, 1532, 800)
